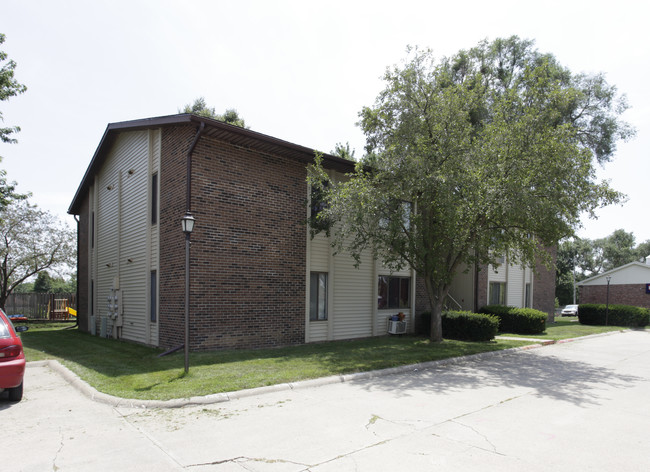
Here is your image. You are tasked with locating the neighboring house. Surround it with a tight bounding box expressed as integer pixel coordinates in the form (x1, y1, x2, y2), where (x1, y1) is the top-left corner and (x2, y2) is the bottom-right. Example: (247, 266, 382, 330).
(578, 261, 650, 309)
(68, 114, 556, 351)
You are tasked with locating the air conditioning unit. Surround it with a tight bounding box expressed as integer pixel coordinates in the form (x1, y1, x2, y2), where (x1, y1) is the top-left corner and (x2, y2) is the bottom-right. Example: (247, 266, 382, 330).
(387, 319, 407, 335)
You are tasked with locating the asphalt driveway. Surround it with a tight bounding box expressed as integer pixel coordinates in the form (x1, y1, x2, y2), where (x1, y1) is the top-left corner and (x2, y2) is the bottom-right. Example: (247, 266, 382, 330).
(2, 330, 649, 471)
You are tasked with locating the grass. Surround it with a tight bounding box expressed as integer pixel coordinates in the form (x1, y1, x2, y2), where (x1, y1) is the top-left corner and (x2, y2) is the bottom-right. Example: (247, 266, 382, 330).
(497, 316, 639, 340)
(20, 322, 531, 401)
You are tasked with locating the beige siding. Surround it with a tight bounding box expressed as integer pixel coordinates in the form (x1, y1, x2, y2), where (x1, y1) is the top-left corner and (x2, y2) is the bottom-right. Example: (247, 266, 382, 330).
(93, 131, 153, 344)
(307, 232, 330, 342)
(332, 250, 374, 339)
(448, 264, 475, 311)
(507, 264, 525, 307)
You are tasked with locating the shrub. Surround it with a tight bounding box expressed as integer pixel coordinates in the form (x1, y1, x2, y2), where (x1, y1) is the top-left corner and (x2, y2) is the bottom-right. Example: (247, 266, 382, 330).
(441, 311, 499, 342)
(578, 304, 649, 327)
(479, 305, 547, 334)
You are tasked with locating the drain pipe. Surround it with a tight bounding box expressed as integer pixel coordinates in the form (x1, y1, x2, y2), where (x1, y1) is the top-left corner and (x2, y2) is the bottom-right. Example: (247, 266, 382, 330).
(159, 121, 205, 360)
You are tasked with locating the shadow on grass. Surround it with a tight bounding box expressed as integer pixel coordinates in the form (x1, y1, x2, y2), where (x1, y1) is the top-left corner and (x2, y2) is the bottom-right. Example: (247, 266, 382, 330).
(22, 328, 524, 379)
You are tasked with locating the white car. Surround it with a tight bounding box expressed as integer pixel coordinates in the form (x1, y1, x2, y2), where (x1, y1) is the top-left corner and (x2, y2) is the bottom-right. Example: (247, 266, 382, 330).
(561, 304, 579, 316)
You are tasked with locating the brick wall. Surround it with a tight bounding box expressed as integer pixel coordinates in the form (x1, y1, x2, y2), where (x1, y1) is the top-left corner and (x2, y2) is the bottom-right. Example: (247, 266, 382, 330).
(579, 284, 650, 309)
(532, 246, 557, 321)
(159, 125, 307, 350)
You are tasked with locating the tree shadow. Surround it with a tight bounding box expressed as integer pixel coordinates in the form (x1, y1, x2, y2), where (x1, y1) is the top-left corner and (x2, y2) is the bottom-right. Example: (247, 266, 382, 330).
(349, 347, 644, 407)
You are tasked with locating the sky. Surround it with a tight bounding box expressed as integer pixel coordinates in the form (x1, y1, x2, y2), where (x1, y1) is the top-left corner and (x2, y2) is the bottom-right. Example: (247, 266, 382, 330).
(1, 0, 649, 243)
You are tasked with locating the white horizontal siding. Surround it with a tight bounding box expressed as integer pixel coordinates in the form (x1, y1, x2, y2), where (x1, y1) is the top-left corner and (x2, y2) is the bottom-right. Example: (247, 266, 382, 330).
(332, 250, 374, 340)
(94, 131, 150, 344)
(507, 265, 525, 307)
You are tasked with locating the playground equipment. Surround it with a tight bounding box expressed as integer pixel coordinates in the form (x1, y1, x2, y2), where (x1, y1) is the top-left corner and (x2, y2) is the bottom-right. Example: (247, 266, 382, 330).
(50, 299, 76, 320)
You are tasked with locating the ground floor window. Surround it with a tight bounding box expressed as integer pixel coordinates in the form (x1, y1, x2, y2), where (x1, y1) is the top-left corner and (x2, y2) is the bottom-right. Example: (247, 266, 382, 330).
(525, 283, 531, 308)
(378, 276, 411, 309)
(489, 282, 506, 305)
(310, 272, 328, 321)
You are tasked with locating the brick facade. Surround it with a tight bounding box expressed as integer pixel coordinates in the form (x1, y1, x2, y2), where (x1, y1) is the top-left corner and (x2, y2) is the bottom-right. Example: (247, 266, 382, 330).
(579, 284, 650, 309)
(159, 125, 307, 350)
(532, 246, 557, 320)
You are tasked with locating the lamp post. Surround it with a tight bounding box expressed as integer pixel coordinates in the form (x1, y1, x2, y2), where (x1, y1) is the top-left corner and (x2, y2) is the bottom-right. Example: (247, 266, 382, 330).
(605, 275, 612, 326)
(182, 211, 195, 374)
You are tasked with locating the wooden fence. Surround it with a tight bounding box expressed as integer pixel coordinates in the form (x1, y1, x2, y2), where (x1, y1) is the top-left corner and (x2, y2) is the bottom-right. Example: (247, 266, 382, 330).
(4, 293, 77, 320)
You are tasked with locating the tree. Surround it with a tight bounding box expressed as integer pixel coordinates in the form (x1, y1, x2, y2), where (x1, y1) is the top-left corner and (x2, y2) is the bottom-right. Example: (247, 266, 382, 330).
(557, 230, 650, 303)
(309, 37, 632, 342)
(331, 142, 356, 161)
(0, 199, 75, 309)
(179, 97, 249, 128)
(0, 33, 27, 145)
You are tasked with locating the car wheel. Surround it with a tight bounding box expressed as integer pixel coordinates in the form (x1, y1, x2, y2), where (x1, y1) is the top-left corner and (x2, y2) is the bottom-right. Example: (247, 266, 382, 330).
(7, 382, 23, 402)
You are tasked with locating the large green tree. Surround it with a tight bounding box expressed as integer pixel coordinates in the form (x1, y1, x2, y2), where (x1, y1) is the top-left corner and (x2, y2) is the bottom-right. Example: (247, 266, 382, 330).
(0, 33, 27, 145)
(309, 37, 632, 342)
(557, 230, 650, 304)
(0, 199, 75, 309)
(180, 97, 249, 128)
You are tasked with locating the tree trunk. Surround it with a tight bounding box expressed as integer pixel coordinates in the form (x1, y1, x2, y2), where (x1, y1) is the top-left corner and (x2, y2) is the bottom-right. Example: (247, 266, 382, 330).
(430, 296, 444, 343)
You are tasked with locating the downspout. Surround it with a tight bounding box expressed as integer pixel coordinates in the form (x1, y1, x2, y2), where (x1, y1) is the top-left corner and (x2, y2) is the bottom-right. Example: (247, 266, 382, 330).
(160, 121, 205, 359)
(186, 122, 206, 214)
(73, 215, 80, 329)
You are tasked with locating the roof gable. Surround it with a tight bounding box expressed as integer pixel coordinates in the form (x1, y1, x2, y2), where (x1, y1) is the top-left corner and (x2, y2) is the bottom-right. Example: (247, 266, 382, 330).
(577, 261, 650, 286)
(68, 114, 355, 215)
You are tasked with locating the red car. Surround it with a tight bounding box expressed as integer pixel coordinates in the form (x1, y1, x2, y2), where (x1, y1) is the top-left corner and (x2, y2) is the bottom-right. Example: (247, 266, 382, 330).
(0, 309, 28, 402)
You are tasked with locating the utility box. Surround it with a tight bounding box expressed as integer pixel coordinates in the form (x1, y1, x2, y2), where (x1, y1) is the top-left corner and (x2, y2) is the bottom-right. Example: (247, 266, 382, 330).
(387, 319, 407, 335)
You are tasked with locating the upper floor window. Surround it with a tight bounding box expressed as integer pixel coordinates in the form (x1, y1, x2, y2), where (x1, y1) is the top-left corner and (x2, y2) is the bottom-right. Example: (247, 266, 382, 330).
(151, 173, 158, 225)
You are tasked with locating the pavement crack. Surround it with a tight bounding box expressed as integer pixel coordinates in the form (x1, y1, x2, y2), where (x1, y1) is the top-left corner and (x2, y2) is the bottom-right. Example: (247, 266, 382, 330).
(52, 427, 64, 471)
(186, 456, 311, 469)
(449, 419, 504, 455)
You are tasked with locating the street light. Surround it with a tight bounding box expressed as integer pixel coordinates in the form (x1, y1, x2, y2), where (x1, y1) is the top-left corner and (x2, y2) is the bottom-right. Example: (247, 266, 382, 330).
(182, 211, 195, 374)
(605, 275, 612, 326)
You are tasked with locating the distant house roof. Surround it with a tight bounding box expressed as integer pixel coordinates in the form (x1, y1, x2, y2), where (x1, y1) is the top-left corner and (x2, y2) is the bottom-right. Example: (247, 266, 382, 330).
(68, 113, 355, 215)
(577, 261, 650, 286)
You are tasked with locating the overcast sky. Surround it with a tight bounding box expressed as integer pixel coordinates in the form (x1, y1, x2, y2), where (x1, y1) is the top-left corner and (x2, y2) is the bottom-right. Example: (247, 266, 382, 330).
(1, 0, 648, 243)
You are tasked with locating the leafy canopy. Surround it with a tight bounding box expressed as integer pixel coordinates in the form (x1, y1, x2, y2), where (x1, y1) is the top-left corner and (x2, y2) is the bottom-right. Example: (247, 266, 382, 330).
(308, 37, 632, 341)
(0, 33, 27, 145)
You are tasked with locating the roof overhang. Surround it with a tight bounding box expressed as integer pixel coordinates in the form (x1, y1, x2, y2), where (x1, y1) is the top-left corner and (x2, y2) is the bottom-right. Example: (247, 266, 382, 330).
(68, 114, 355, 215)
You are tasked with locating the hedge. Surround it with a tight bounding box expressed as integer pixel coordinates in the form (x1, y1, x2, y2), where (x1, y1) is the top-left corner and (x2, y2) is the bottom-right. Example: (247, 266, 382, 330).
(578, 304, 649, 327)
(419, 311, 499, 342)
(479, 305, 547, 334)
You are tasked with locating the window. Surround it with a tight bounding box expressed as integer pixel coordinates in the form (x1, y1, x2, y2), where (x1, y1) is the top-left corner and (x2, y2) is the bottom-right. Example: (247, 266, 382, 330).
(310, 272, 328, 321)
(489, 282, 506, 305)
(525, 283, 531, 308)
(91, 211, 95, 248)
(378, 276, 411, 309)
(150, 271, 157, 322)
(151, 173, 158, 225)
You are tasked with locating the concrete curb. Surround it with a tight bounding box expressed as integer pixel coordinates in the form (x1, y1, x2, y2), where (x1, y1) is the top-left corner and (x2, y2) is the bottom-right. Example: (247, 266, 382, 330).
(27, 329, 630, 409)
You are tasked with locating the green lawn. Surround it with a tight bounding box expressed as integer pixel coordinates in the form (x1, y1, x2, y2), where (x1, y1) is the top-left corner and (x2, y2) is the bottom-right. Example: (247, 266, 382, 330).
(497, 316, 636, 340)
(21, 323, 530, 401)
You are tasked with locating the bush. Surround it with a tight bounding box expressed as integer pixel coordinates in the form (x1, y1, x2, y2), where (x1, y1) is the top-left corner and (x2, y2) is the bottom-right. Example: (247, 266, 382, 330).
(441, 311, 499, 342)
(479, 305, 547, 334)
(417, 311, 498, 341)
(578, 304, 649, 327)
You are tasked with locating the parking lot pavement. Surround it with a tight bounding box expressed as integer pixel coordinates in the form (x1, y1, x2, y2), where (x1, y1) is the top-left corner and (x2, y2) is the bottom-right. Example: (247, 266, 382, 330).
(3, 330, 650, 471)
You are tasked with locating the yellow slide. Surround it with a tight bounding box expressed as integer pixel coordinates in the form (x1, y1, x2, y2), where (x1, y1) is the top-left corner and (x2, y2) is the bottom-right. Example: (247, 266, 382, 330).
(66, 307, 77, 317)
